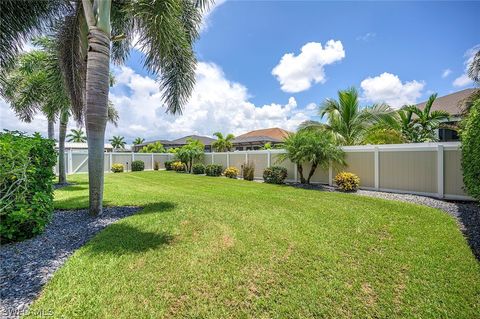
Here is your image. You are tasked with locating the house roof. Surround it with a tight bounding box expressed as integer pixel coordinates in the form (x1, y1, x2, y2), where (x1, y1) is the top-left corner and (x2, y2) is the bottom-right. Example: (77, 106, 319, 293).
(168, 135, 216, 146)
(415, 88, 478, 116)
(135, 139, 170, 148)
(233, 127, 291, 144)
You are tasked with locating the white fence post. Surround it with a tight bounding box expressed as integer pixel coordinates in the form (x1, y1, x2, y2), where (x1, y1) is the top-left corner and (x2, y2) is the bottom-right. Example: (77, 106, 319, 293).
(212, 152, 215, 164)
(374, 147, 379, 190)
(437, 145, 444, 199)
(267, 150, 271, 167)
(227, 152, 230, 167)
(109, 153, 112, 172)
(68, 149, 73, 174)
(294, 163, 298, 183)
(328, 161, 333, 186)
(245, 151, 248, 164)
(151, 153, 154, 170)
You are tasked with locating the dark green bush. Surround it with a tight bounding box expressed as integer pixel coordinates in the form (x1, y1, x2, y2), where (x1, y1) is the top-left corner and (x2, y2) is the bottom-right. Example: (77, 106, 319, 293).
(461, 98, 480, 200)
(263, 166, 288, 184)
(0, 131, 56, 243)
(164, 160, 174, 171)
(192, 163, 205, 174)
(205, 164, 222, 177)
(242, 162, 255, 181)
(131, 160, 145, 171)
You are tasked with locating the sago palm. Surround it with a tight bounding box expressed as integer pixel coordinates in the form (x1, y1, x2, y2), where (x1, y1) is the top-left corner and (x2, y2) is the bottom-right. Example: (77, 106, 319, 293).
(1, 0, 211, 215)
(67, 128, 87, 142)
(109, 135, 126, 150)
(301, 87, 395, 145)
(212, 132, 235, 152)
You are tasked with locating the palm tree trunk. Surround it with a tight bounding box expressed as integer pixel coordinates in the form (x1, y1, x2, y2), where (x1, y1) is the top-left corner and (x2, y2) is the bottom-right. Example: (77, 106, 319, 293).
(297, 163, 306, 184)
(306, 162, 318, 184)
(58, 110, 68, 184)
(47, 119, 55, 140)
(85, 27, 111, 216)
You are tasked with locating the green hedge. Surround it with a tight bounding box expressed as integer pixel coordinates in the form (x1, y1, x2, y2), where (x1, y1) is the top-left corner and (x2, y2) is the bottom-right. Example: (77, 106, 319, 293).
(0, 131, 56, 243)
(164, 160, 174, 171)
(205, 164, 222, 177)
(192, 163, 205, 174)
(461, 98, 480, 201)
(263, 166, 287, 184)
(131, 160, 145, 172)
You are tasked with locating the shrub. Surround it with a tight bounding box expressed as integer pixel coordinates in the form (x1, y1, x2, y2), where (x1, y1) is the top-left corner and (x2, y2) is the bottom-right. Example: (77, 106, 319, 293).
(111, 163, 124, 173)
(164, 160, 174, 171)
(334, 172, 360, 192)
(0, 131, 56, 243)
(172, 161, 186, 172)
(205, 164, 223, 177)
(224, 167, 239, 179)
(192, 163, 205, 174)
(131, 160, 145, 172)
(242, 162, 255, 181)
(461, 98, 480, 200)
(153, 161, 160, 171)
(263, 166, 288, 184)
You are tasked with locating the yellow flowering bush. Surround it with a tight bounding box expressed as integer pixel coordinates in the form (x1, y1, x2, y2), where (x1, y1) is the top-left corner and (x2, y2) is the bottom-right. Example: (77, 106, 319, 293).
(334, 172, 360, 191)
(111, 163, 124, 173)
(171, 161, 186, 172)
(224, 167, 239, 179)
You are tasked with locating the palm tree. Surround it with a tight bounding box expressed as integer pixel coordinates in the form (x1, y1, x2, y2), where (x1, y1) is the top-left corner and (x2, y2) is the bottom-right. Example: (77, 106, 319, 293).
(1, 0, 210, 215)
(67, 128, 87, 142)
(109, 135, 126, 150)
(403, 94, 450, 142)
(301, 87, 395, 145)
(468, 49, 480, 84)
(212, 132, 235, 152)
(133, 137, 145, 145)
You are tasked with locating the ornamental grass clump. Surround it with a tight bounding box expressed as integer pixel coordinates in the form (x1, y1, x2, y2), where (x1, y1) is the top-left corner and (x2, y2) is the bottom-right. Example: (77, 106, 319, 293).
(224, 167, 239, 179)
(111, 163, 124, 173)
(153, 161, 160, 171)
(242, 162, 255, 181)
(334, 172, 360, 192)
(0, 131, 56, 243)
(263, 166, 288, 184)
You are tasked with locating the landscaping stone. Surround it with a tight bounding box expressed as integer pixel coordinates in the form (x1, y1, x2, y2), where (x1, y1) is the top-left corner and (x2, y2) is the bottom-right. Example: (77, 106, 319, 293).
(0, 206, 140, 319)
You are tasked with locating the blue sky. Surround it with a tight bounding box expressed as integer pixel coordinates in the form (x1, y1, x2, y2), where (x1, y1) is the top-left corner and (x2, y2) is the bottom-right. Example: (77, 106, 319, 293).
(1, 0, 479, 142)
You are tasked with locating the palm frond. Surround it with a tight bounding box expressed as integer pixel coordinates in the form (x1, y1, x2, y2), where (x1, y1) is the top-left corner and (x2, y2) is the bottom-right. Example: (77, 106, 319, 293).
(468, 49, 480, 84)
(107, 101, 120, 127)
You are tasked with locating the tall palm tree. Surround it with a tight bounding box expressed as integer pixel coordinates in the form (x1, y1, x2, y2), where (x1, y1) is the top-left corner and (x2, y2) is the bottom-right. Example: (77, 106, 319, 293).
(301, 87, 395, 145)
(212, 132, 235, 152)
(109, 135, 126, 150)
(404, 93, 450, 142)
(1, 0, 210, 215)
(133, 137, 145, 145)
(67, 128, 87, 142)
(468, 49, 480, 84)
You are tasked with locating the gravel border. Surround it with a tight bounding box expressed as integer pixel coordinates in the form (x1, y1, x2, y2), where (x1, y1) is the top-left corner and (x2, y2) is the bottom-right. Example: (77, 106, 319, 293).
(290, 183, 480, 260)
(0, 206, 140, 319)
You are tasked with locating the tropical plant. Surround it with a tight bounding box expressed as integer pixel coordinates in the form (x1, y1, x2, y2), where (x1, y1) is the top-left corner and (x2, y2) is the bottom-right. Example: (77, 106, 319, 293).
(242, 162, 255, 181)
(212, 132, 235, 152)
(131, 160, 145, 172)
(139, 141, 165, 153)
(66, 128, 87, 143)
(363, 125, 404, 145)
(111, 163, 124, 173)
(172, 161, 186, 172)
(1, 0, 211, 215)
(461, 97, 480, 200)
(468, 49, 480, 84)
(109, 136, 126, 150)
(192, 163, 206, 174)
(175, 138, 204, 173)
(153, 161, 160, 171)
(263, 166, 288, 184)
(334, 172, 360, 192)
(164, 160, 174, 171)
(301, 87, 395, 145)
(224, 167, 239, 179)
(205, 164, 223, 177)
(261, 142, 273, 150)
(279, 130, 345, 184)
(133, 137, 145, 145)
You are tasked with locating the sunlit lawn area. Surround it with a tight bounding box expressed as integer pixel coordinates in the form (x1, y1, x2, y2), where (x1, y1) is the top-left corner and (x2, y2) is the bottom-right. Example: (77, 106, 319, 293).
(28, 171, 479, 318)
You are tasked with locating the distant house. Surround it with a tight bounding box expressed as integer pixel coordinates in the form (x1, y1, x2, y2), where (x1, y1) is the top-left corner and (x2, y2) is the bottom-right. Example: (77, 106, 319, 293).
(133, 135, 216, 152)
(415, 88, 477, 141)
(55, 142, 117, 152)
(233, 127, 291, 151)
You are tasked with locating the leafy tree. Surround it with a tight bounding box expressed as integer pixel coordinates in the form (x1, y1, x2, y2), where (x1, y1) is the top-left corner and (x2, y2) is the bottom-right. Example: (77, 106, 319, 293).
(175, 138, 205, 173)
(1, 0, 210, 215)
(66, 128, 87, 143)
(279, 130, 345, 184)
(140, 141, 165, 153)
(109, 135, 126, 150)
(133, 137, 145, 145)
(301, 87, 395, 145)
(212, 132, 235, 152)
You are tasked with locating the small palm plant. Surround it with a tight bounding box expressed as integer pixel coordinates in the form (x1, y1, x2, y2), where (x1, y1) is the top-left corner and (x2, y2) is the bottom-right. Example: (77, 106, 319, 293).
(109, 136, 126, 150)
(212, 132, 235, 152)
(133, 137, 145, 145)
(67, 129, 87, 143)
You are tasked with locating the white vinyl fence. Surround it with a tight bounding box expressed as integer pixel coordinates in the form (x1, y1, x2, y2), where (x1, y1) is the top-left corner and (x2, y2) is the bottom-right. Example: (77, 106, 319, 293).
(55, 142, 472, 201)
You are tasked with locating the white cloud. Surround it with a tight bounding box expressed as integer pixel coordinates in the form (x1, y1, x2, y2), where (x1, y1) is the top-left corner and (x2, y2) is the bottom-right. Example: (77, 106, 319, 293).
(442, 68, 452, 78)
(360, 72, 425, 108)
(272, 40, 345, 93)
(356, 32, 376, 42)
(452, 44, 479, 87)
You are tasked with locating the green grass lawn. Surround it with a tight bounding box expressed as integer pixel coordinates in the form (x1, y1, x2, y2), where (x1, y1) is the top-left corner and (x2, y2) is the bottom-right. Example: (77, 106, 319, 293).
(28, 171, 479, 318)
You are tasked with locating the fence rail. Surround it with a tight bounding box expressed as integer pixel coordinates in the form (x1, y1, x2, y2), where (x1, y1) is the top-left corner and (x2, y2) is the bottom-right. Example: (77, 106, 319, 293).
(55, 142, 472, 201)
